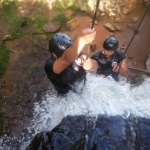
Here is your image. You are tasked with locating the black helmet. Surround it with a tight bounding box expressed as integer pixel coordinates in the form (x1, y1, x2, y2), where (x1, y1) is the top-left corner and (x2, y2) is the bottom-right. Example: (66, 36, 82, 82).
(103, 37, 118, 51)
(49, 33, 73, 58)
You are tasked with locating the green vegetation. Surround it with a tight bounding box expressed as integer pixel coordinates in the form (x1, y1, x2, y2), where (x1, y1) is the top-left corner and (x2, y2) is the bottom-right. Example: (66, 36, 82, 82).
(38, 0, 47, 4)
(131, 73, 145, 87)
(51, 13, 69, 25)
(52, 3, 80, 25)
(68, 4, 80, 14)
(1, 0, 48, 39)
(59, 1, 66, 10)
(0, 0, 18, 19)
(53, 0, 90, 14)
(85, 4, 91, 11)
(37, 8, 44, 14)
(33, 17, 48, 30)
(8, 16, 33, 39)
(0, 0, 80, 75)
(53, 5, 64, 12)
(8, 16, 48, 40)
(0, 0, 80, 40)
(53, 0, 77, 11)
(53, 0, 79, 15)
(0, 44, 10, 75)
(53, 1, 68, 11)
(47, 33, 55, 39)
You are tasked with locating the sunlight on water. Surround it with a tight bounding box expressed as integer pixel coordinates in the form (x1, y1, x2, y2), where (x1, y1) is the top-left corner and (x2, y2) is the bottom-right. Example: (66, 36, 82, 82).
(31, 73, 150, 134)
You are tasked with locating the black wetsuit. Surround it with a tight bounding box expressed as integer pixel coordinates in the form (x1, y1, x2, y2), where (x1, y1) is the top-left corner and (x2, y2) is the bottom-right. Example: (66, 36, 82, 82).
(91, 50, 125, 81)
(44, 56, 86, 95)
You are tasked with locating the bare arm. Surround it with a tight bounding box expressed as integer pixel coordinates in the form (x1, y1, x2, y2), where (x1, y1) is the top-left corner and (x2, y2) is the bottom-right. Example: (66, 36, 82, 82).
(53, 28, 96, 74)
(82, 56, 98, 71)
(119, 58, 128, 77)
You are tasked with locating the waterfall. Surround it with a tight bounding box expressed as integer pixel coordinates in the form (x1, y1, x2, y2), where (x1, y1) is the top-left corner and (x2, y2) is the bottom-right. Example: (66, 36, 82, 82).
(0, 73, 150, 149)
(30, 73, 150, 132)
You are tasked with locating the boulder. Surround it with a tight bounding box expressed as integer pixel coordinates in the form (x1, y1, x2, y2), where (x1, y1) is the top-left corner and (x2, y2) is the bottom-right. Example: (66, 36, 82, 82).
(65, 19, 77, 31)
(26, 115, 150, 150)
(103, 23, 116, 32)
(43, 22, 61, 33)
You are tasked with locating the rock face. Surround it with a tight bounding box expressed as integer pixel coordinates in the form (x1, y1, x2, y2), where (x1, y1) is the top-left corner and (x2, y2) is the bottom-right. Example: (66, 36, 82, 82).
(26, 115, 150, 150)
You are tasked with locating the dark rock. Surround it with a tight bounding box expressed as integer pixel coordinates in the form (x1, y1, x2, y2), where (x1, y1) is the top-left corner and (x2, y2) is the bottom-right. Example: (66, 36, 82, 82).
(26, 115, 150, 150)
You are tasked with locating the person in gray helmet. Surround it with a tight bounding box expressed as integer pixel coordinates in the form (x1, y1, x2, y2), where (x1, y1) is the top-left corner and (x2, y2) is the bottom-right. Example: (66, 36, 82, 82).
(82, 36, 128, 81)
(44, 28, 96, 95)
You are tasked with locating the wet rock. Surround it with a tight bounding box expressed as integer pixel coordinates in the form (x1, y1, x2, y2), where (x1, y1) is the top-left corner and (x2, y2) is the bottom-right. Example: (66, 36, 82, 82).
(26, 115, 150, 150)
(144, 0, 150, 3)
(2, 34, 11, 41)
(115, 17, 122, 23)
(114, 26, 122, 32)
(65, 19, 77, 31)
(43, 22, 61, 33)
(122, 8, 130, 14)
(146, 54, 150, 71)
(131, 17, 139, 23)
(108, 12, 116, 17)
(127, 23, 134, 28)
(100, 12, 105, 16)
(103, 23, 116, 32)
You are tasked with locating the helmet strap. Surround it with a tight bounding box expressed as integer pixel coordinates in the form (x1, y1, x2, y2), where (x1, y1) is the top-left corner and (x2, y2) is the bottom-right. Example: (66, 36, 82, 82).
(52, 52, 57, 60)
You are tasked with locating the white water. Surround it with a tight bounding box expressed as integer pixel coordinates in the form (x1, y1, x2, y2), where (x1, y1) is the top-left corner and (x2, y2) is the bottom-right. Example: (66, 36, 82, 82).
(0, 73, 150, 149)
(31, 73, 150, 133)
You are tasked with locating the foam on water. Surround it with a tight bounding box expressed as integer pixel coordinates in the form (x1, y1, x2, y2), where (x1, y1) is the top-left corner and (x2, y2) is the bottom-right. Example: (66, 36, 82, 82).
(31, 73, 150, 133)
(0, 73, 150, 149)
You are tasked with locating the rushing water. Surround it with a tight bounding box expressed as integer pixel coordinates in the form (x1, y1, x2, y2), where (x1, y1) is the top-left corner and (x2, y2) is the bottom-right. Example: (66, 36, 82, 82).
(32, 73, 150, 131)
(0, 73, 150, 149)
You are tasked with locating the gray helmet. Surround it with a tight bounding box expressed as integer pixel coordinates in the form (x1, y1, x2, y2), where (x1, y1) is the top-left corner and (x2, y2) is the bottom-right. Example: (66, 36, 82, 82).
(103, 37, 118, 51)
(49, 33, 73, 58)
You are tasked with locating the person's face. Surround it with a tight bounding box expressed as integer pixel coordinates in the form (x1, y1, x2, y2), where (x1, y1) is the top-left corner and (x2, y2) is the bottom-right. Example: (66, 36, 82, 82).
(102, 49, 115, 58)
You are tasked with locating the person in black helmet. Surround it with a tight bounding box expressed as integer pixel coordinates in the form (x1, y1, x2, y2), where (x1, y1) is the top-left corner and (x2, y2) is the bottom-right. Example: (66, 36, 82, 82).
(82, 36, 128, 81)
(44, 28, 96, 95)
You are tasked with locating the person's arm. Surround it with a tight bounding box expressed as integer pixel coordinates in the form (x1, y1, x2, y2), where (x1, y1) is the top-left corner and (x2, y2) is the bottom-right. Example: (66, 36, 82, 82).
(119, 58, 128, 77)
(53, 28, 96, 74)
(112, 58, 128, 77)
(82, 56, 98, 71)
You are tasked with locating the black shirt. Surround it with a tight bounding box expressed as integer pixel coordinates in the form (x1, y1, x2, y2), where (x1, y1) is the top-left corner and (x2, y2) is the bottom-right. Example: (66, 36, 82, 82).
(44, 57, 86, 95)
(91, 50, 125, 81)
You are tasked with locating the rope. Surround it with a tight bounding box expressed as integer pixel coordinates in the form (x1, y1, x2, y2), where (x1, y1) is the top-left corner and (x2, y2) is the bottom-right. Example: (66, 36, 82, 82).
(124, 5, 150, 55)
(86, 0, 100, 59)
(119, 5, 150, 72)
